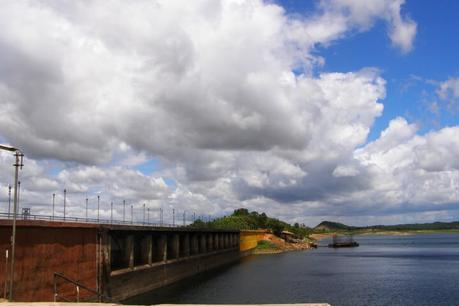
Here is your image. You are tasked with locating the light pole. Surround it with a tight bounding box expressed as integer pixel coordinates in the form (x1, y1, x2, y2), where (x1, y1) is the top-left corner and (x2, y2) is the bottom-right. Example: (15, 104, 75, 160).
(85, 197, 88, 221)
(17, 181, 20, 217)
(0, 144, 24, 301)
(160, 208, 163, 226)
(130, 205, 133, 224)
(97, 195, 100, 223)
(52, 193, 55, 220)
(63, 189, 67, 221)
(110, 202, 113, 224)
(147, 207, 150, 224)
(123, 200, 126, 223)
(172, 208, 175, 227)
(143, 203, 146, 225)
(8, 185, 11, 217)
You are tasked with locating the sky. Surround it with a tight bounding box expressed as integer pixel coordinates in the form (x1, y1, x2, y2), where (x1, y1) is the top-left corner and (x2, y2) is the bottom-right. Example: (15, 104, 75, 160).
(1, 0, 459, 227)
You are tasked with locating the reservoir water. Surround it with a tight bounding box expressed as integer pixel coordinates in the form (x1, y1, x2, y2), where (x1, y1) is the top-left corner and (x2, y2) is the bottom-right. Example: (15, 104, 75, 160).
(126, 233, 459, 306)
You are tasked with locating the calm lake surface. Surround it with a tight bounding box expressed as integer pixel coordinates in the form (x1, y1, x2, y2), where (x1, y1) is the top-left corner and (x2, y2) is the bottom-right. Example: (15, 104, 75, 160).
(126, 234, 459, 306)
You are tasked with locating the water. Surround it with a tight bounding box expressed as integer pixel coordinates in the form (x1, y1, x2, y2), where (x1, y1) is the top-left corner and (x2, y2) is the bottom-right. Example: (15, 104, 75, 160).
(126, 234, 459, 306)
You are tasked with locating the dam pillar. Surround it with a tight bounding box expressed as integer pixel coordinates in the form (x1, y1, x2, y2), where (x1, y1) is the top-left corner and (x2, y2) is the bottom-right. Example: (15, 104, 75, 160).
(127, 235, 134, 269)
(214, 233, 219, 250)
(146, 235, 153, 265)
(167, 234, 179, 260)
(179, 234, 190, 257)
(207, 233, 213, 252)
(185, 234, 191, 257)
(161, 234, 168, 261)
(199, 234, 207, 253)
(190, 233, 199, 255)
(219, 234, 224, 250)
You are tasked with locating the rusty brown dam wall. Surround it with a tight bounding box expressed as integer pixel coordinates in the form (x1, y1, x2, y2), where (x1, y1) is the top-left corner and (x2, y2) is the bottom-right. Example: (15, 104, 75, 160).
(0, 220, 247, 302)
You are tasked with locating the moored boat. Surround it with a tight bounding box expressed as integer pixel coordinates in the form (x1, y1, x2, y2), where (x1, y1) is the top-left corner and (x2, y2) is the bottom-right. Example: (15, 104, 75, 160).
(328, 234, 359, 248)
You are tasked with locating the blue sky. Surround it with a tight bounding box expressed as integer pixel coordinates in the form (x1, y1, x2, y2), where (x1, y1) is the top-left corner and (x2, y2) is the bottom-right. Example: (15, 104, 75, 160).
(281, 0, 459, 141)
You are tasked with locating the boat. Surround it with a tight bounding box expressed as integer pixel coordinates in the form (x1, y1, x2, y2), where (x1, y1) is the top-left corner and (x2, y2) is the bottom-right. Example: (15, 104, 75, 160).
(328, 234, 359, 248)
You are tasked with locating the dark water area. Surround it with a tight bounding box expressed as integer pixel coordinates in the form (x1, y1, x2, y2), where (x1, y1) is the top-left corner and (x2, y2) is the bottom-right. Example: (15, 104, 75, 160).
(126, 234, 459, 306)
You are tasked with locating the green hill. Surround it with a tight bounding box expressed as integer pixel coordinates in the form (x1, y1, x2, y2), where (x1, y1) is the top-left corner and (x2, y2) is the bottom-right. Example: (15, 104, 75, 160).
(189, 208, 312, 238)
(314, 221, 356, 232)
(313, 220, 459, 233)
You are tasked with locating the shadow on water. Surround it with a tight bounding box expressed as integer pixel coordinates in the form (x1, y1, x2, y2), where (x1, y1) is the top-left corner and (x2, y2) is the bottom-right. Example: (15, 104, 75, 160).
(123, 255, 259, 305)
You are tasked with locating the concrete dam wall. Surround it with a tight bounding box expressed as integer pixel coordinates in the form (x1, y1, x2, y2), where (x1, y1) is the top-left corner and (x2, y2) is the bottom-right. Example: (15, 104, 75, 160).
(0, 220, 264, 302)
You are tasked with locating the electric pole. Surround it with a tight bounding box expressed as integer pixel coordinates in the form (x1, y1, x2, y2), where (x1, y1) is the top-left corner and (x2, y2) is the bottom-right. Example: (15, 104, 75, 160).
(0, 145, 24, 301)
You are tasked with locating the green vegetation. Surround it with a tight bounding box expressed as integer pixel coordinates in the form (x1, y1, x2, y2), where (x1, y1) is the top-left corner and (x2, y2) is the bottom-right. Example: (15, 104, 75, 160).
(256, 240, 278, 250)
(189, 208, 312, 238)
(314, 220, 459, 234)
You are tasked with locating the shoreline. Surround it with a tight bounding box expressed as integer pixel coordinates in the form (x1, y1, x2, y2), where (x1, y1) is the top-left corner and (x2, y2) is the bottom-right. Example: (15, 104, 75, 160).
(310, 229, 459, 239)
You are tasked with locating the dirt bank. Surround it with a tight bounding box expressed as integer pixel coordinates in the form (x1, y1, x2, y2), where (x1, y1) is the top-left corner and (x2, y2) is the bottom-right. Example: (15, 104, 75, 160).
(253, 233, 314, 254)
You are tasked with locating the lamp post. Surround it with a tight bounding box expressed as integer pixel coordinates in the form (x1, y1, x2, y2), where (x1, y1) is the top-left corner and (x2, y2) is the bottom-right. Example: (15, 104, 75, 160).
(110, 202, 113, 224)
(160, 208, 163, 226)
(143, 203, 146, 225)
(123, 200, 126, 223)
(147, 207, 150, 224)
(130, 205, 133, 224)
(52, 193, 55, 220)
(85, 197, 88, 222)
(17, 181, 20, 217)
(0, 144, 24, 301)
(97, 195, 100, 223)
(172, 208, 175, 227)
(63, 189, 67, 221)
(8, 185, 11, 217)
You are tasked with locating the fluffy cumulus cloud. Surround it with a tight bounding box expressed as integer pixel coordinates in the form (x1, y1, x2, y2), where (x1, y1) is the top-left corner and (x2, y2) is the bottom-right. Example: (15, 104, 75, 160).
(2, 0, 457, 226)
(317, 0, 417, 53)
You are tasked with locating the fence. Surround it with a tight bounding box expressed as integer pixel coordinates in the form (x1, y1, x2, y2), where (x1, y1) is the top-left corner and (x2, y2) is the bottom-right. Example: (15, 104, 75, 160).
(0, 212, 179, 227)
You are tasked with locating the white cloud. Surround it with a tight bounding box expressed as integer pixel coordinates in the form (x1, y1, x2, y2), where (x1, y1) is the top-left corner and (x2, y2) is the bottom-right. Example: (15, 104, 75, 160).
(318, 0, 417, 53)
(437, 77, 459, 100)
(4, 1, 458, 228)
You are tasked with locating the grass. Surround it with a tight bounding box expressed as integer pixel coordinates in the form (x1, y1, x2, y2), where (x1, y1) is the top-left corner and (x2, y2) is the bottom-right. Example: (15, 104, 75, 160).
(256, 240, 279, 250)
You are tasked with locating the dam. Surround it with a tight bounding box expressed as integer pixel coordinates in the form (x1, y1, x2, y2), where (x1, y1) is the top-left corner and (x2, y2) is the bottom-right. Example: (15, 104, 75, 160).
(0, 219, 266, 302)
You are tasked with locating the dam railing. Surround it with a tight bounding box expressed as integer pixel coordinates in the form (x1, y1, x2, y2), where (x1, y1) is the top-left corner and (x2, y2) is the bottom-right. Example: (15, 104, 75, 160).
(0, 212, 178, 227)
